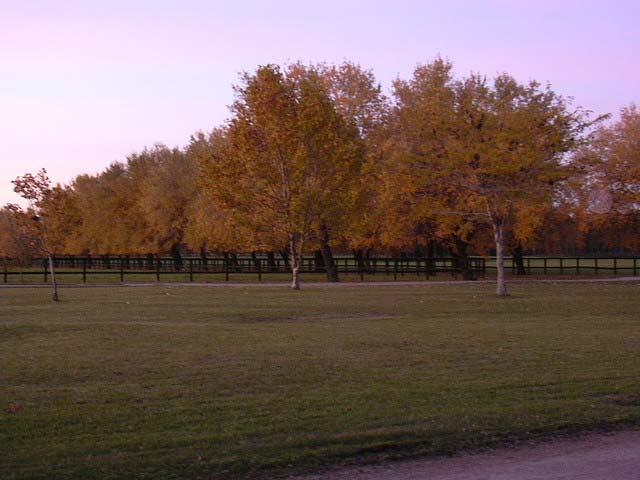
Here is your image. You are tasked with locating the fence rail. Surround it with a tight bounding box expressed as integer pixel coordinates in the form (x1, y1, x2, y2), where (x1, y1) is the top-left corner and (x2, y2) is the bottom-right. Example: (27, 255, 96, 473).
(2, 255, 485, 283)
(490, 256, 640, 276)
(1, 255, 638, 284)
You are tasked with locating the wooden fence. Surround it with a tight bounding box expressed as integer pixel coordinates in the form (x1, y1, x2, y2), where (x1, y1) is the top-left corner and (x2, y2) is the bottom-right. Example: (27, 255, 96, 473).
(1, 255, 638, 284)
(2, 255, 484, 283)
(492, 256, 640, 276)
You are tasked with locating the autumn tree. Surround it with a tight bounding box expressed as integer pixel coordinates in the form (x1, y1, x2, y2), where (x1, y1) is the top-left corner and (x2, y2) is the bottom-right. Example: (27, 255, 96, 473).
(185, 129, 264, 263)
(383, 59, 484, 279)
(570, 104, 639, 253)
(318, 62, 390, 273)
(200, 64, 364, 289)
(283, 62, 383, 280)
(68, 163, 152, 255)
(133, 145, 198, 267)
(453, 73, 596, 294)
(0, 205, 38, 262)
(573, 105, 639, 214)
(11, 169, 79, 301)
(593, 105, 640, 212)
(386, 59, 596, 294)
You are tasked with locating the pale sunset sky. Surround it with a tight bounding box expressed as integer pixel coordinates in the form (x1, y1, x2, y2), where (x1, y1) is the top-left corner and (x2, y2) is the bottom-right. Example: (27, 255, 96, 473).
(1, 0, 638, 204)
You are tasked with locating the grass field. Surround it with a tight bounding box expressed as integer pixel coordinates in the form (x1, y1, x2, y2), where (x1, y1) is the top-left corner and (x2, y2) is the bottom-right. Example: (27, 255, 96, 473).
(2, 282, 640, 479)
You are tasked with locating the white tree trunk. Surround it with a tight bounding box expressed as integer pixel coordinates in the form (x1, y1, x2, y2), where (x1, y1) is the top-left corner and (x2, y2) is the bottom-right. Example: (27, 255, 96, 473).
(289, 236, 301, 290)
(493, 223, 508, 296)
(48, 255, 60, 302)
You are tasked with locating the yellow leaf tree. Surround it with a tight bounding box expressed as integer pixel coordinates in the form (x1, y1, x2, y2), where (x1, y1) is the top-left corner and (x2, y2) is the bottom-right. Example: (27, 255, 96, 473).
(386, 59, 596, 294)
(11, 169, 80, 301)
(200, 64, 364, 289)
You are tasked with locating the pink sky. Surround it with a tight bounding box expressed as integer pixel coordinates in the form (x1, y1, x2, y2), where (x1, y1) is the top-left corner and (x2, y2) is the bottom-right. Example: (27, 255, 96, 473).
(1, 0, 638, 204)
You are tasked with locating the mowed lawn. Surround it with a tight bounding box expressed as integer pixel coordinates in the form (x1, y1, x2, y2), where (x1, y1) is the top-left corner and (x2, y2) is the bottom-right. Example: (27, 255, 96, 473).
(1, 283, 640, 479)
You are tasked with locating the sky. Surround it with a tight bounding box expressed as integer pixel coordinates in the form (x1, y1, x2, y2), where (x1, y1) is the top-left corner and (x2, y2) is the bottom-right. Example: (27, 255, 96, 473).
(1, 0, 639, 205)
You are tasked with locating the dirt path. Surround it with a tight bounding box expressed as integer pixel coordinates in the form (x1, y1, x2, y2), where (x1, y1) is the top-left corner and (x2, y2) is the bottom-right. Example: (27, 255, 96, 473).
(289, 431, 640, 480)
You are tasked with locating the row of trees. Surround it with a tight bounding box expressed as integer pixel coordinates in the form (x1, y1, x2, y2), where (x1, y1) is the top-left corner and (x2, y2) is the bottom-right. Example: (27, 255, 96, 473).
(2, 59, 639, 295)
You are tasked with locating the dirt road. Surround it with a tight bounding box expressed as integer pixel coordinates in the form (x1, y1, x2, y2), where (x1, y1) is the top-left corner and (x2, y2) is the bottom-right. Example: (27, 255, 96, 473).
(290, 431, 640, 480)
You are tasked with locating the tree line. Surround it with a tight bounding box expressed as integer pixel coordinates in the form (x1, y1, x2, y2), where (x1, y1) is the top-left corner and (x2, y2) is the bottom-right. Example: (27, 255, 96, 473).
(2, 58, 639, 295)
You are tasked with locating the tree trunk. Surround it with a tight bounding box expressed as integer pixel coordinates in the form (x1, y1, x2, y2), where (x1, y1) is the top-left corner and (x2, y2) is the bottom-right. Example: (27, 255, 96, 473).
(289, 236, 302, 290)
(512, 243, 527, 275)
(426, 239, 436, 276)
(48, 255, 59, 302)
(364, 248, 372, 272)
(200, 244, 208, 271)
(229, 253, 240, 272)
(353, 249, 365, 272)
(146, 253, 154, 270)
(250, 251, 260, 269)
(314, 250, 325, 271)
(320, 225, 339, 282)
(267, 251, 277, 272)
(170, 243, 183, 270)
(493, 223, 508, 296)
(279, 249, 290, 269)
(451, 238, 475, 280)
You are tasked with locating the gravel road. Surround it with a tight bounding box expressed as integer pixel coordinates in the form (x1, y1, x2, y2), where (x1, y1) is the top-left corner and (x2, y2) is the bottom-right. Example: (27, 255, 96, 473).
(290, 431, 640, 480)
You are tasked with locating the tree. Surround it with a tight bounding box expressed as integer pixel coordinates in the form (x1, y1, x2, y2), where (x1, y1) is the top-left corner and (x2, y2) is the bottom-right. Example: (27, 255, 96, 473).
(453, 73, 596, 294)
(386, 59, 596, 294)
(574, 105, 639, 214)
(134, 145, 198, 266)
(319, 62, 390, 275)
(383, 59, 485, 279)
(11, 169, 77, 301)
(185, 129, 263, 261)
(0, 205, 38, 262)
(200, 65, 364, 289)
(569, 104, 639, 254)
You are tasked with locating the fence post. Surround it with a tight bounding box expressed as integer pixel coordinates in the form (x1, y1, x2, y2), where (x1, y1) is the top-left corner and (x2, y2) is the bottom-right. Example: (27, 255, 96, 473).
(156, 256, 161, 282)
(224, 256, 229, 282)
(189, 258, 194, 282)
(120, 255, 124, 283)
(82, 258, 87, 284)
(43, 259, 48, 283)
(257, 258, 262, 281)
(576, 258, 580, 274)
(543, 258, 547, 274)
(634, 258, 637, 276)
(3, 258, 7, 284)
(393, 259, 398, 281)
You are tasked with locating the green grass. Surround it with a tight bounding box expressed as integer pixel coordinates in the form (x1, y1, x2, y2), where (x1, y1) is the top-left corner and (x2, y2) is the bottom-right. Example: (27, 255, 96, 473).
(1, 282, 640, 479)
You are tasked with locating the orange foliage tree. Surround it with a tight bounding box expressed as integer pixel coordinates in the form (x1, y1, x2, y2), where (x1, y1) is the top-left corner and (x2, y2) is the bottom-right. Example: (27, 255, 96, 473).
(199, 65, 364, 289)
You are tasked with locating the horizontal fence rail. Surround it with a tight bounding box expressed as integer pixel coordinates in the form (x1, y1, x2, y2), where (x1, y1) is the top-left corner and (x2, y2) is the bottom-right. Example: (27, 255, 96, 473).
(2, 255, 485, 284)
(1, 255, 638, 284)
(486, 256, 640, 276)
